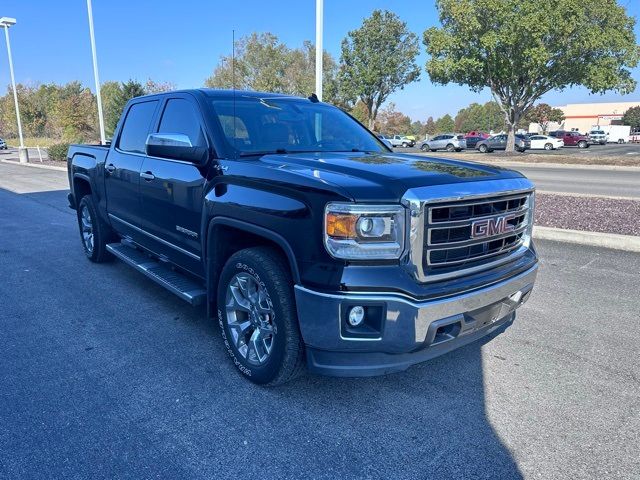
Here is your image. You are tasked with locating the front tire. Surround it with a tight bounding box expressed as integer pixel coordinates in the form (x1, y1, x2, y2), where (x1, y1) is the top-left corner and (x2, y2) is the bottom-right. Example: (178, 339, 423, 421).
(544, 143, 553, 150)
(402, 142, 408, 148)
(578, 140, 588, 148)
(478, 144, 488, 153)
(420, 144, 428, 152)
(217, 247, 304, 386)
(77, 195, 114, 263)
(446, 143, 455, 152)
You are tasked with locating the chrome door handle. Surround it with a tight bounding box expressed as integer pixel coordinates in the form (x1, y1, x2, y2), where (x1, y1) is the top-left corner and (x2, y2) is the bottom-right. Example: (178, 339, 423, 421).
(105, 164, 116, 173)
(140, 171, 155, 181)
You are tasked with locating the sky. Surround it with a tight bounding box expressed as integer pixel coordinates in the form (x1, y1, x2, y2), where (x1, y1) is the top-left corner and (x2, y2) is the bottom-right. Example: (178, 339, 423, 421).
(0, 0, 639, 121)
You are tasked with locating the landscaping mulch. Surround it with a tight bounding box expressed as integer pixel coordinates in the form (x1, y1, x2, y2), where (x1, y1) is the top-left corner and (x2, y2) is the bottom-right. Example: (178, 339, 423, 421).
(535, 193, 640, 236)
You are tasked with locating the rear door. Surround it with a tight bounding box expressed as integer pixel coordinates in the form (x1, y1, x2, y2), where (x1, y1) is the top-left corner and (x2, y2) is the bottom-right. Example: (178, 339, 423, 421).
(104, 99, 159, 237)
(138, 94, 209, 275)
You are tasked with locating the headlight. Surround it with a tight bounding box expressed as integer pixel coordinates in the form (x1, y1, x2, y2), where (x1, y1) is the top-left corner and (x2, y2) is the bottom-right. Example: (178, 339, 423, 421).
(324, 203, 405, 260)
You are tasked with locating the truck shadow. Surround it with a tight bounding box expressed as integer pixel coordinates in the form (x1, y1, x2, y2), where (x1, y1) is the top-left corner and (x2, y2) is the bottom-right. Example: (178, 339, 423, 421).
(276, 324, 523, 479)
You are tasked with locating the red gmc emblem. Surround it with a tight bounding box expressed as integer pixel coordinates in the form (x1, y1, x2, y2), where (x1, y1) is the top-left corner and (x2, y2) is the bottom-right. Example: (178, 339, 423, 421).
(471, 214, 516, 239)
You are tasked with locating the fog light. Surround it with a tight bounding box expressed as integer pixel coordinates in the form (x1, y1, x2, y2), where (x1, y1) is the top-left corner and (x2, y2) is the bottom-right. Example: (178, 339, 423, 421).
(348, 306, 365, 326)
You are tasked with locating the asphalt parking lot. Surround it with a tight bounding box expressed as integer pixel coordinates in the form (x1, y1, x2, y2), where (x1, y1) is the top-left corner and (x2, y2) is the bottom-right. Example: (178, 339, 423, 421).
(397, 141, 640, 157)
(1, 164, 639, 479)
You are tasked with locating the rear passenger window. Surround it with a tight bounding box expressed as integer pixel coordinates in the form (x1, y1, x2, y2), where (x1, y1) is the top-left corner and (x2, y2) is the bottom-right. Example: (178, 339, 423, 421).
(158, 98, 205, 147)
(118, 101, 158, 154)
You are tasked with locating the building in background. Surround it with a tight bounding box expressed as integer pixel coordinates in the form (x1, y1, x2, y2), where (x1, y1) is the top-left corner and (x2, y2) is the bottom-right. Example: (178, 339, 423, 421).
(529, 101, 640, 133)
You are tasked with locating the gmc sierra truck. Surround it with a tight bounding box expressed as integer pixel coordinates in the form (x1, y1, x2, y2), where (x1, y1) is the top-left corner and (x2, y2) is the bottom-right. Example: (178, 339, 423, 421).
(67, 89, 538, 385)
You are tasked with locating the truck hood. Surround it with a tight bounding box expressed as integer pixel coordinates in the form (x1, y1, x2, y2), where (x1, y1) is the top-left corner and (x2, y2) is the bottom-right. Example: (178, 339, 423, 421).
(258, 151, 524, 201)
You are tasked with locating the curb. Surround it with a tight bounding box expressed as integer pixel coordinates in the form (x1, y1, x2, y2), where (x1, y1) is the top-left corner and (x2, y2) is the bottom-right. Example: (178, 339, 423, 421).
(533, 226, 640, 252)
(536, 190, 640, 201)
(0, 159, 66, 172)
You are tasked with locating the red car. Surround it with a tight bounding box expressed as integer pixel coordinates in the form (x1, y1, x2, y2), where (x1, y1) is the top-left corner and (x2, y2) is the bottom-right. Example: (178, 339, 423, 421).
(549, 131, 589, 148)
(464, 131, 490, 139)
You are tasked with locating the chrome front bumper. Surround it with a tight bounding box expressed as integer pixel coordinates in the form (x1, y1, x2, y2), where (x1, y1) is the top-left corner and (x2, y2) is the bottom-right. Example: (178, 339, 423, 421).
(294, 263, 538, 377)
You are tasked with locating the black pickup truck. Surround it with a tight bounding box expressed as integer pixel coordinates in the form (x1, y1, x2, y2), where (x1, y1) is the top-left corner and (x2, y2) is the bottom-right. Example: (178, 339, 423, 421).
(67, 89, 538, 385)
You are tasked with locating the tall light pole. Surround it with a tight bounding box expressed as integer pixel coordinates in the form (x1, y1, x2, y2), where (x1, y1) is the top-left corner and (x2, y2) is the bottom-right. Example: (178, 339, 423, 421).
(0, 16, 28, 163)
(86, 0, 106, 144)
(315, 0, 323, 101)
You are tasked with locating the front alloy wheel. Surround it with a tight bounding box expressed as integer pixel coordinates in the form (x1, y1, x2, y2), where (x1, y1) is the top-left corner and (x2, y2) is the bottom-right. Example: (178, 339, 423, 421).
(225, 272, 276, 366)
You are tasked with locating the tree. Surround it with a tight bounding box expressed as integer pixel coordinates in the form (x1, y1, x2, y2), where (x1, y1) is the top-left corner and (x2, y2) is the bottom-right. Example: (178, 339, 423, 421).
(376, 103, 412, 135)
(526, 103, 565, 133)
(101, 79, 145, 137)
(204, 33, 344, 104)
(424, 0, 639, 151)
(622, 106, 640, 130)
(455, 101, 504, 133)
(424, 116, 437, 136)
(56, 82, 98, 142)
(338, 10, 420, 129)
(144, 79, 176, 94)
(349, 101, 370, 125)
(435, 114, 455, 133)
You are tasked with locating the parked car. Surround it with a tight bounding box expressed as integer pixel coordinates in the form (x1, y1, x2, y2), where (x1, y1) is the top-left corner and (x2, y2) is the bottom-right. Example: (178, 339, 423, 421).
(0, 138, 7, 150)
(464, 131, 490, 139)
(386, 134, 415, 148)
(528, 135, 564, 150)
(588, 130, 608, 145)
(419, 133, 467, 152)
(549, 131, 589, 148)
(66, 89, 538, 385)
(464, 135, 485, 149)
(476, 134, 531, 152)
(376, 134, 393, 149)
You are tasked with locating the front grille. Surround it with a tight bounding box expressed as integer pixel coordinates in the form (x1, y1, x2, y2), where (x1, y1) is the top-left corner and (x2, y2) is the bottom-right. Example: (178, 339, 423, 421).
(423, 192, 532, 274)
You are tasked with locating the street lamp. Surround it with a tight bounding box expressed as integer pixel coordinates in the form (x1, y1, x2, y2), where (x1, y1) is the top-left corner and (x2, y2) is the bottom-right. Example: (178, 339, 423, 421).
(86, 0, 106, 145)
(0, 16, 28, 163)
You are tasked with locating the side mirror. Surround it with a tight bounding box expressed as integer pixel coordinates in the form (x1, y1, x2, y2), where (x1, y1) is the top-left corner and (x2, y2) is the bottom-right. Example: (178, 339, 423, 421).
(145, 133, 208, 164)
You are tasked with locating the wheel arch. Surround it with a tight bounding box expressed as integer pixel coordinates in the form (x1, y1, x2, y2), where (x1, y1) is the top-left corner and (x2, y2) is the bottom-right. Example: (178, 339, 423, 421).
(205, 217, 301, 315)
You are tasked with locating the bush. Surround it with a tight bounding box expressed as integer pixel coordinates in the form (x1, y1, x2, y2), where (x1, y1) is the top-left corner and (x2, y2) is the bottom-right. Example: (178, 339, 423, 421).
(47, 143, 71, 162)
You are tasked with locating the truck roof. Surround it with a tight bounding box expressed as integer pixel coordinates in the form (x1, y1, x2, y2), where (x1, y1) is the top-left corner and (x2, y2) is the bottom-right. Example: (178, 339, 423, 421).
(130, 88, 305, 102)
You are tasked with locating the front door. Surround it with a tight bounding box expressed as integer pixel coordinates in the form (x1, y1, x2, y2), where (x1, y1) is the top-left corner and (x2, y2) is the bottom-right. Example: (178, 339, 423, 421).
(104, 99, 159, 239)
(138, 96, 209, 276)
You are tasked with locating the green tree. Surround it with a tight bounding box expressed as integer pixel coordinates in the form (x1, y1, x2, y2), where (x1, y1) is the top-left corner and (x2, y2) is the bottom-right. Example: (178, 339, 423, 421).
(435, 114, 455, 133)
(424, 0, 639, 151)
(56, 82, 98, 142)
(204, 33, 344, 104)
(525, 103, 565, 133)
(101, 79, 145, 137)
(338, 10, 420, 129)
(622, 106, 640, 130)
(455, 101, 504, 133)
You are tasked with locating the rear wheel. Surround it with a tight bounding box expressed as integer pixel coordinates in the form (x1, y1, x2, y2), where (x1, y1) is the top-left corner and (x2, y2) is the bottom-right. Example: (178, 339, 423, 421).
(420, 144, 428, 151)
(402, 142, 408, 147)
(446, 143, 455, 152)
(77, 195, 114, 263)
(544, 143, 553, 150)
(217, 247, 304, 386)
(478, 144, 488, 153)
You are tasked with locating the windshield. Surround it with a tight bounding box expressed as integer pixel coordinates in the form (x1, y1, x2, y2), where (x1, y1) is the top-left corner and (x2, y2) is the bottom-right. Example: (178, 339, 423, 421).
(210, 97, 387, 156)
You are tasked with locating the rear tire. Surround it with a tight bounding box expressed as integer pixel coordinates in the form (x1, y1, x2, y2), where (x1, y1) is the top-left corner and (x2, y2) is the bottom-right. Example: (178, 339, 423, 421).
(217, 247, 304, 386)
(420, 144, 428, 152)
(446, 144, 455, 152)
(578, 140, 588, 148)
(77, 195, 114, 263)
(402, 142, 408, 147)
